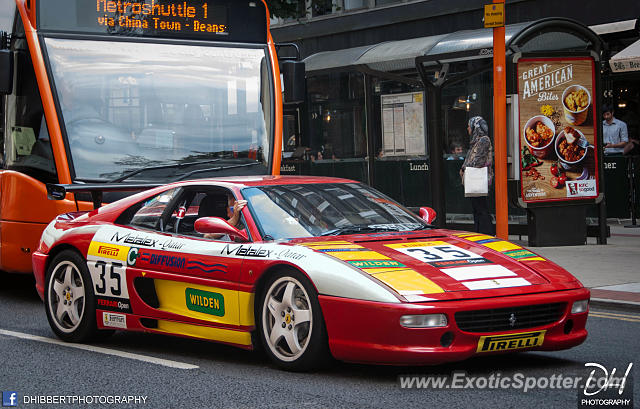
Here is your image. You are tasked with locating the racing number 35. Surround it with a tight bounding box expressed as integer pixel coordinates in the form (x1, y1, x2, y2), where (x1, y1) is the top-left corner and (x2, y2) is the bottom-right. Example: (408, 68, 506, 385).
(406, 246, 475, 261)
(93, 261, 123, 296)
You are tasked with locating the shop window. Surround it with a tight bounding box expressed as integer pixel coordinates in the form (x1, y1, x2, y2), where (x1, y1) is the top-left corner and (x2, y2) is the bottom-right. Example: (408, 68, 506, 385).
(441, 70, 494, 160)
(4, 19, 57, 183)
(375, 0, 402, 6)
(306, 72, 367, 160)
(311, 0, 336, 16)
(344, 0, 366, 10)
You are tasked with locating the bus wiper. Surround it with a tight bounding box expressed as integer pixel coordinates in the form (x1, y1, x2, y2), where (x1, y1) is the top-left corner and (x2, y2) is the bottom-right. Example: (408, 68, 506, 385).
(109, 159, 222, 183)
(174, 161, 262, 181)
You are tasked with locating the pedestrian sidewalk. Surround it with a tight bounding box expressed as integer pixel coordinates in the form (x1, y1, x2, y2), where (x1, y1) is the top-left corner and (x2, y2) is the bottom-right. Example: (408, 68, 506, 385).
(517, 222, 640, 310)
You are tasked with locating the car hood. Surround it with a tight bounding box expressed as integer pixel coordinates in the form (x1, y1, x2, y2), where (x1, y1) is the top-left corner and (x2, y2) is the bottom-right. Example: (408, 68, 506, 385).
(291, 230, 582, 302)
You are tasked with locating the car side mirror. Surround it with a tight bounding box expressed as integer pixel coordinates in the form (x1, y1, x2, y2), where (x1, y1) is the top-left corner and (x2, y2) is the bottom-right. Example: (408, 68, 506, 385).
(281, 60, 305, 105)
(0, 49, 14, 95)
(419, 207, 437, 224)
(195, 217, 249, 242)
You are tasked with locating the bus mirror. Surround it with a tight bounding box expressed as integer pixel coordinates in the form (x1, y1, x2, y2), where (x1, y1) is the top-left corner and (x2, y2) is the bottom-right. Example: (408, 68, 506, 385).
(0, 49, 13, 95)
(281, 60, 305, 105)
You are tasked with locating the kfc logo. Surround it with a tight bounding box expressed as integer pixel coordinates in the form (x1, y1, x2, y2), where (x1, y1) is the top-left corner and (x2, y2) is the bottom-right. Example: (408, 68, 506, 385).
(566, 180, 597, 198)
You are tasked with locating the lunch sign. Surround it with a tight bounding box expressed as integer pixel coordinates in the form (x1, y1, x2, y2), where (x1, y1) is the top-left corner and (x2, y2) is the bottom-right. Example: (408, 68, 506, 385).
(517, 57, 600, 203)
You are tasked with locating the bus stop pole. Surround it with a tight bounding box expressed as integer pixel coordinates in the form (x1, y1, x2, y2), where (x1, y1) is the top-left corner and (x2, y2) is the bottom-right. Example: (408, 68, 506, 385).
(493, 0, 509, 239)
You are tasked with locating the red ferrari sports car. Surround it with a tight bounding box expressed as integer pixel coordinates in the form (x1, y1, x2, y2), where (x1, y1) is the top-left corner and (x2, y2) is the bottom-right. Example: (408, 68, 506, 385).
(33, 176, 589, 370)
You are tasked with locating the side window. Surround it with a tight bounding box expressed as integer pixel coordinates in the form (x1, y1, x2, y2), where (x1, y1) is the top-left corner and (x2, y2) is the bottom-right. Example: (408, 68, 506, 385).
(4, 18, 57, 182)
(165, 188, 249, 241)
(172, 191, 230, 237)
(128, 189, 179, 231)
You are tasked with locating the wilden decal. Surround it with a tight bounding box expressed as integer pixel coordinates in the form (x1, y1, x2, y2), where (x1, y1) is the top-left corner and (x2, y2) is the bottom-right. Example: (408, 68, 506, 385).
(185, 288, 225, 317)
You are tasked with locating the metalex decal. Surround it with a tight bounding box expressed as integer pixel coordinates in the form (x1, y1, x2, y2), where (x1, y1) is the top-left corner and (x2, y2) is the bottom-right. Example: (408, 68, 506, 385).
(111, 232, 186, 250)
(222, 244, 272, 257)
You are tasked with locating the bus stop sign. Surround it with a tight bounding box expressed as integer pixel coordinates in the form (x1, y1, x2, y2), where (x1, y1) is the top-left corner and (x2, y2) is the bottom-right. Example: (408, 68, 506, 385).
(484, 4, 504, 28)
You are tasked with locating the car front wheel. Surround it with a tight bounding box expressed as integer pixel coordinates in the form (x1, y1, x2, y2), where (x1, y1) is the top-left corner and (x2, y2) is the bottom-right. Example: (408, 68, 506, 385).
(258, 271, 329, 371)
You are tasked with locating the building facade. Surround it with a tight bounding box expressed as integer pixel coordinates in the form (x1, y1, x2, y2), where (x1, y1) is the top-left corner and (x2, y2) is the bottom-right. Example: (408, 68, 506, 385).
(272, 0, 640, 227)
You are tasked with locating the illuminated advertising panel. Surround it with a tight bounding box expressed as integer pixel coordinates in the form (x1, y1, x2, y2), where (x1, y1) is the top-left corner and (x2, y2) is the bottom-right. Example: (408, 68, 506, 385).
(517, 57, 600, 203)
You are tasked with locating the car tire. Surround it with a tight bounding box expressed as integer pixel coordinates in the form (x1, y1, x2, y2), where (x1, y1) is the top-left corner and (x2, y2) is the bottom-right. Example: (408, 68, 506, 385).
(44, 250, 110, 342)
(257, 270, 329, 371)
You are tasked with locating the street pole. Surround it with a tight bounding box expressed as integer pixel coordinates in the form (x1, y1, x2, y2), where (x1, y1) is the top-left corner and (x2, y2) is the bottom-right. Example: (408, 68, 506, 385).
(492, 0, 508, 239)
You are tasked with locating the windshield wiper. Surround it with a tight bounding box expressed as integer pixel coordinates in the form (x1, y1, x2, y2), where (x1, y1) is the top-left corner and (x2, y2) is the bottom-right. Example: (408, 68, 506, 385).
(109, 159, 222, 183)
(321, 224, 431, 236)
(174, 162, 262, 181)
(320, 225, 393, 236)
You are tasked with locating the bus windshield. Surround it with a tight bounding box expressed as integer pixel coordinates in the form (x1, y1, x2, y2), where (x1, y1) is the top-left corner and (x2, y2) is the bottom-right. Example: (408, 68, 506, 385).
(45, 38, 273, 182)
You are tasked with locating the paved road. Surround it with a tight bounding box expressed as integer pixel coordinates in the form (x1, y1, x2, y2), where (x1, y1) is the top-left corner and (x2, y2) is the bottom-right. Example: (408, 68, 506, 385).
(1, 273, 638, 409)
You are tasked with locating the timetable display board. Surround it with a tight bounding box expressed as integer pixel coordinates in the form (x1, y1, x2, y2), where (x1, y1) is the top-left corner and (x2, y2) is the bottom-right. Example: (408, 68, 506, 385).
(37, 0, 268, 43)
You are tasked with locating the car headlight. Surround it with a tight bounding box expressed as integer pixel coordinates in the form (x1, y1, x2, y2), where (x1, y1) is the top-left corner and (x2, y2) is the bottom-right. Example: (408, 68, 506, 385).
(571, 299, 589, 314)
(400, 314, 448, 328)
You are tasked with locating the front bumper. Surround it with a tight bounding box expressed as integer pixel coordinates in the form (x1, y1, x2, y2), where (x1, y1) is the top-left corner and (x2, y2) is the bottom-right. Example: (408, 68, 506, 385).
(319, 287, 589, 365)
(32, 251, 48, 301)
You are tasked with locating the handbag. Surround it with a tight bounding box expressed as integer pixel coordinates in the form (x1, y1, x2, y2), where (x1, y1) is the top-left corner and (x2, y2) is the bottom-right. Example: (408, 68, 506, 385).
(464, 166, 489, 197)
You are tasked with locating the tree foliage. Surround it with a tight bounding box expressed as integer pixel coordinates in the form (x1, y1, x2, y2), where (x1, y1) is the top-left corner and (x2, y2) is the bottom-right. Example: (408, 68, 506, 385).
(264, 0, 302, 19)
(265, 0, 335, 19)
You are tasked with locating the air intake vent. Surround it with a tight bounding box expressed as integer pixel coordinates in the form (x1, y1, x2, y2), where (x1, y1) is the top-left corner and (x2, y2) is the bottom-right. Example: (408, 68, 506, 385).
(455, 303, 566, 333)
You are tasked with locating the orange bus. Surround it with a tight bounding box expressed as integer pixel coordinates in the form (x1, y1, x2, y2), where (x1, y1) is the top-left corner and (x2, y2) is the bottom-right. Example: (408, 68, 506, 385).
(0, 0, 288, 274)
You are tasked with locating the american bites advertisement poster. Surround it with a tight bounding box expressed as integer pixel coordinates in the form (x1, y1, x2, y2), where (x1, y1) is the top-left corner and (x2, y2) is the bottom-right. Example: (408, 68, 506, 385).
(517, 57, 600, 203)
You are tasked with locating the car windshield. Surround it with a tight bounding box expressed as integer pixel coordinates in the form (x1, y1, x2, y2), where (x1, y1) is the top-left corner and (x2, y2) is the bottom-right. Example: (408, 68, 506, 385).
(242, 183, 428, 240)
(45, 38, 272, 181)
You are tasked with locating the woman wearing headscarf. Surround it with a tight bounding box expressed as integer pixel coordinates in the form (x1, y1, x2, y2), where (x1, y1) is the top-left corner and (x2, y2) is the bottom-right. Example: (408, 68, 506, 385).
(459, 116, 494, 235)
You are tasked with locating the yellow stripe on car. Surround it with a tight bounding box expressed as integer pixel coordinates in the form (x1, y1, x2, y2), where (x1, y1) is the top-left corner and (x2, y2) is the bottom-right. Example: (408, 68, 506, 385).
(329, 251, 391, 261)
(373, 269, 444, 295)
(154, 279, 254, 327)
(155, 320, 252, 346)
(481, 241, 523, 252)
(386, 241, 448, 249)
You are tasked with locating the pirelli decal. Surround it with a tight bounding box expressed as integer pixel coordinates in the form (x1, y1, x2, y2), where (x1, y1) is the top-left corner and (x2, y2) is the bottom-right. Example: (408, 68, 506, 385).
(88, 241, 129, 261)
(476, 330, 546, 353)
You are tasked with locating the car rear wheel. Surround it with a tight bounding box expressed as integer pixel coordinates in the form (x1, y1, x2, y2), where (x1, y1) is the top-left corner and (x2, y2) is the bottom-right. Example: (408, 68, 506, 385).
(44, 250, 109, 342)
(258, 271, 329, 371)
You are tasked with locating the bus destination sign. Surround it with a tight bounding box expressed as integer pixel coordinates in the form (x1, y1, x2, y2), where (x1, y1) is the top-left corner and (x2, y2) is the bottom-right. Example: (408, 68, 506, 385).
(95, 0, 227, 35)
(36, 0, 268, 42)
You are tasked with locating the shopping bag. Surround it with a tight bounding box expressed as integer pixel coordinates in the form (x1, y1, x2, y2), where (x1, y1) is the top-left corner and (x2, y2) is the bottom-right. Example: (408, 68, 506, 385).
(463, 166, 488, 197)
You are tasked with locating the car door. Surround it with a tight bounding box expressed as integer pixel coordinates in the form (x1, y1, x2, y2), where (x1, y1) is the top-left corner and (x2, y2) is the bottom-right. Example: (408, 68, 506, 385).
(115, 185, 252, 340)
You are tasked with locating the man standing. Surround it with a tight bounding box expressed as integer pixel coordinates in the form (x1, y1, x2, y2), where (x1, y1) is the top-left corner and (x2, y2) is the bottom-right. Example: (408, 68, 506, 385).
(603, 104, 629, 155)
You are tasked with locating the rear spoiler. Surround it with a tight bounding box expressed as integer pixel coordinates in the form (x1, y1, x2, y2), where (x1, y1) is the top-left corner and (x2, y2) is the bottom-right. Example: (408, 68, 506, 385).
(46, 183, 162, 209)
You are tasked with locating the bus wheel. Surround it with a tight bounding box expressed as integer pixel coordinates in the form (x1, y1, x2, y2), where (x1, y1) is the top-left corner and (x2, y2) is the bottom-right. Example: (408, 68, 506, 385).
(258, 270, 329, 371)
(44, 250, 108, 342)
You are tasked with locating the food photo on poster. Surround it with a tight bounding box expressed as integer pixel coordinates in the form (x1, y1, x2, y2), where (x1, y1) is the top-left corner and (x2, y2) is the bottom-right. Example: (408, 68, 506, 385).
(518, 58, 600, 203)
